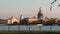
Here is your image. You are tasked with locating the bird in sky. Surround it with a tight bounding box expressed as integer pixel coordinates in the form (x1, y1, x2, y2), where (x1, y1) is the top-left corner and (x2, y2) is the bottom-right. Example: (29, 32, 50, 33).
(50, 0, 57, 11)
(51, 0, 57, 4)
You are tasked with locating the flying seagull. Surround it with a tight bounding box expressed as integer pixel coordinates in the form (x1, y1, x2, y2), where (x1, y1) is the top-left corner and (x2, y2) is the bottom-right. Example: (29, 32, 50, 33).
(50, 0, 57, 11)
(51, 0, 57, 4)
(58, 4, 60, 6)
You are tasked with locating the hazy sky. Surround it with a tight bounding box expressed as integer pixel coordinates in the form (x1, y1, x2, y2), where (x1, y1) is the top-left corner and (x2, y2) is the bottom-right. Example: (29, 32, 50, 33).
(0, 0, 60, 19)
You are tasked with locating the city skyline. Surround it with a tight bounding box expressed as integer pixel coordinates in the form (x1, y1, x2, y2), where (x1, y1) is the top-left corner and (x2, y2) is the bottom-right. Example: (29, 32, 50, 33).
(0, 0, 60, 19)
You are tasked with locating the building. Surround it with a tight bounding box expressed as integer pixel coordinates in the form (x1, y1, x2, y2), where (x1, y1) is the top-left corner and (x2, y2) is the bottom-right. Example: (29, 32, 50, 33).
(28, 18, 38, 23)
(0, 17, 19, 25)
(8, 17, 19, 24)
(0, 19, 8, 25)
(20, 18, 39, 25)
(37, 8, 43, 19)
(20, 8, 43, 26)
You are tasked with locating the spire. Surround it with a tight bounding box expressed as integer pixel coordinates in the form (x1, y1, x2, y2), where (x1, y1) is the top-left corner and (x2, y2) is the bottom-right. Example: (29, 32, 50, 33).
(38, 8, 41, 13)
(20, 14, 24, 20)
(37, 7, 43, 19)
(39, 8, 41, 12)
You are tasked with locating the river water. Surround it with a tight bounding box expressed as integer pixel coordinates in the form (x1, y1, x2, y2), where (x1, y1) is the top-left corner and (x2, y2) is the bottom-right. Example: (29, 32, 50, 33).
(0, 25, 60, 30)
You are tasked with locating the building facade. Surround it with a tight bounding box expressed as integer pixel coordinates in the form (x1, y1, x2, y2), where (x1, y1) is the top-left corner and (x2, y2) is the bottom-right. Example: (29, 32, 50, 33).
(8, 17, 19, 24)
(0, 19, 8, 25)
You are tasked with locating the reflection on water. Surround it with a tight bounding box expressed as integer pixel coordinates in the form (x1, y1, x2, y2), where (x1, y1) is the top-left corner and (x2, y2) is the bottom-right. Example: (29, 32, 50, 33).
(0, 26, 60, 30)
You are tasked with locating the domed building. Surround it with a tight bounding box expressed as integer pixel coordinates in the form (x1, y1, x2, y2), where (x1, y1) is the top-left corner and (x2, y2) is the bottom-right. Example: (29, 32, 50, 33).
(37, 8, 43, 19)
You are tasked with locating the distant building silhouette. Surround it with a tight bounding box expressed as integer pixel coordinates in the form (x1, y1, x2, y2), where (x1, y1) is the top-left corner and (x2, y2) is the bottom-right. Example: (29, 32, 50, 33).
(37, 8, 43, 19)
(20, 14, 24, 20)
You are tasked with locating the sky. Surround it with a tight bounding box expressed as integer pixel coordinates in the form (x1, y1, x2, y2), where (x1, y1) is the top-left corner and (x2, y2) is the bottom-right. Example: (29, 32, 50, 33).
(0, 0, 60, 19)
